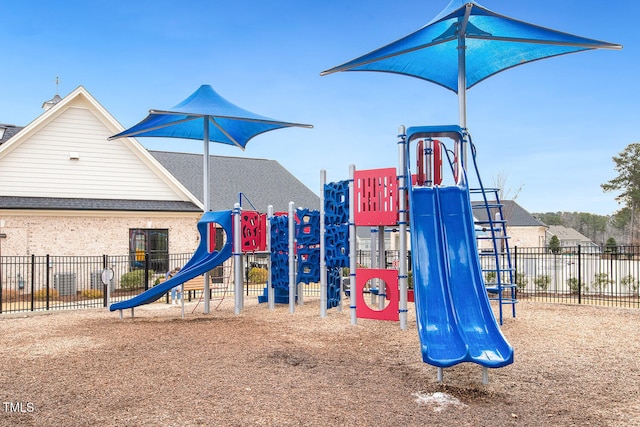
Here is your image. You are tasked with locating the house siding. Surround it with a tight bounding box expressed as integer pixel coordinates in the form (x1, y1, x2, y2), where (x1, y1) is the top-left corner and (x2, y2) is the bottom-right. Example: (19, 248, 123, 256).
(0, 106, 185, 201)
(508, 226, 547, 248)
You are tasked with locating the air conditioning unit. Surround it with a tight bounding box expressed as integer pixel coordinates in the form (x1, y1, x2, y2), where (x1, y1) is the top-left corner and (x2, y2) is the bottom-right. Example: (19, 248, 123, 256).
(54, 272, 77, 296)
(90, 270, 114, 292)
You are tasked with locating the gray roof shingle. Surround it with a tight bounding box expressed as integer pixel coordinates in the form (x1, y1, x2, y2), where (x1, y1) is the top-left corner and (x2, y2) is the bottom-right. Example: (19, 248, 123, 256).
(0, 124, 23, 145)
(1, 146, 319, 212)
(0, 197, 200, 212)
(150, 151, 320, 212)
(472, 200, 546, 227)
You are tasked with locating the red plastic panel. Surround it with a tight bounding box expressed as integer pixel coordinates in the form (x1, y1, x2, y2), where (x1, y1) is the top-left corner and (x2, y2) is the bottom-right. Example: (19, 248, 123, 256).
(432, 140, 443, 186)
(355, 268, 399, 321)
(207, 222, 217, 254)
(354, 168, 398, 226)
(241, 211, 267, 252)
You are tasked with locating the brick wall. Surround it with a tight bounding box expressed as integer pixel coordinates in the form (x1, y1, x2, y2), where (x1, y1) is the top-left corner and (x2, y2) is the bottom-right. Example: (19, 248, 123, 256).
(0, 212, 202, 257)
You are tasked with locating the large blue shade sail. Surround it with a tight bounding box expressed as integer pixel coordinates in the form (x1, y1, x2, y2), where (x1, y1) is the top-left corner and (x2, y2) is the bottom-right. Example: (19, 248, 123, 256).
(109, 84, 312, 149)
(321, 0, 621, 93)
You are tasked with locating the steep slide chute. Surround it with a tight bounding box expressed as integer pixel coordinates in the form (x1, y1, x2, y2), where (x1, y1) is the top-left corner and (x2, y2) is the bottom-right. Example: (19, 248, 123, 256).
(110, 210, 233, 312)
(410, 181, 513, 368)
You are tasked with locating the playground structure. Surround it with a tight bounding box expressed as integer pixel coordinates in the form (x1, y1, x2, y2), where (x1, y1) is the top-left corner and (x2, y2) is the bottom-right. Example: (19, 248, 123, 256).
(402, 125, 514, 383)
(110, 122, 515, 383)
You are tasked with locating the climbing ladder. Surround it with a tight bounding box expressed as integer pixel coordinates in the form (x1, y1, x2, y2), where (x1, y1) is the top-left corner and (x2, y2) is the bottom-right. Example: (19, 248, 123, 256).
(468, 141, 517, 324)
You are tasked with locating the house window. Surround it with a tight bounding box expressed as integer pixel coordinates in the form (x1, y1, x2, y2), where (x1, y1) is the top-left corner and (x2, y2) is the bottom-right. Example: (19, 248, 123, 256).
(129, 229, 169, 273)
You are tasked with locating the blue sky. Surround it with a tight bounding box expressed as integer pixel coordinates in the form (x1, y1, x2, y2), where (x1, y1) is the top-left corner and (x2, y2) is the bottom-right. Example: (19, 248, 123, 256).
(1, 0, 637, 215)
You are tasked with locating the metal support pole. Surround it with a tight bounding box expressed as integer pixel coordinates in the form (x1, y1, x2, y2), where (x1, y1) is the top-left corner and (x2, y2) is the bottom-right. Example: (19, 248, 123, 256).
(349, 164, 357, 325)
(457, 6, 471, 170)
(320, 170, 327, 318)
(398, 126, 408, 330)
(370, 228, 377, 306)
(288, 201, 296, 314)
(267, 205, 275, 310)
(378, 225, 386, 310)
(180, 283, 185, 319)
(203, 117, 211, 313)
(482, 367, 489, 385)
(233, 203, 243, 315)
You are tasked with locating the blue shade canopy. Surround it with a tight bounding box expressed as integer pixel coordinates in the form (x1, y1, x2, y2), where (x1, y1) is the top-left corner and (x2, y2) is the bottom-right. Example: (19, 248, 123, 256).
(110, 84, 312, 217)
(109, 84, 312, 149)
(321, 0, 622, 94)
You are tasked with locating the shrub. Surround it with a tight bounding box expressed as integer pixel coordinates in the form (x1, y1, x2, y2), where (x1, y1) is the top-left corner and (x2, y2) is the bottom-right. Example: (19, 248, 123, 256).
(592, 273, 611, 294)
(621, 275, 638, 295)
(33, 288, 59, 301)
(484, 271, 497, 284)
(533, 275, 550, 291)
(248, 267, 268, 284)
(81, 289, 103, 299)
(515, 273, 527, 291)
(120, 269, 146, 290)
(567, 277, 581, 294)
(605, 238, 618, 253)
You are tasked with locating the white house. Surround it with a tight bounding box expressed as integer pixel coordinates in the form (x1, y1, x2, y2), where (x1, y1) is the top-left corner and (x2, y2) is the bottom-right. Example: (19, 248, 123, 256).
(0, 86, 319, 271)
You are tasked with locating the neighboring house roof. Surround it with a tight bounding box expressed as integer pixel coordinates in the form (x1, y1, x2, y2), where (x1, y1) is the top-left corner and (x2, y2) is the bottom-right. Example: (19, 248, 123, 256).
(0, 196, 200, 212)
(150, 151, 320, 213)
(0, 86, 202, 212)
(0, 86, 319, 214)
(0, 124, 23, 145)
(472, 199, 546, 227)
(547, 225, 593, 244)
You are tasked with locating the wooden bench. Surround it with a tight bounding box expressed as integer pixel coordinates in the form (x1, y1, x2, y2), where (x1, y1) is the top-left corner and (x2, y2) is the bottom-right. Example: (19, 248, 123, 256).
(158, 267, 229, 303)
(157, 275, 205, 302)
(181, 275, 205, 301)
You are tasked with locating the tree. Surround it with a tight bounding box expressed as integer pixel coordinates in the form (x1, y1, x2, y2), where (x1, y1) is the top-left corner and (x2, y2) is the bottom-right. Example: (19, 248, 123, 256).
(602, 143, 640, 244)
(492, 171, 523, 201)
(605, 237, 618, 253)
(548, 235, 561, 254)
(535, 212, 563, 226)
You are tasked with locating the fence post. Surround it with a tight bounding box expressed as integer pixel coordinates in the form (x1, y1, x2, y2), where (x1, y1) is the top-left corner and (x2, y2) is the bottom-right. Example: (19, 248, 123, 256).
(30, 254, 35, 311)
(46, 255, 50, 311)
(577, 244, 582, 305)
(103, 254, 108, 308)
(144, 253, 150, 291)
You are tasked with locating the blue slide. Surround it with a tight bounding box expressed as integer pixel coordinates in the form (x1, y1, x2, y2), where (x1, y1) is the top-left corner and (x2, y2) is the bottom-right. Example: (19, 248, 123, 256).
(410, 182, 513, 368)
(110, 210, 233, 312)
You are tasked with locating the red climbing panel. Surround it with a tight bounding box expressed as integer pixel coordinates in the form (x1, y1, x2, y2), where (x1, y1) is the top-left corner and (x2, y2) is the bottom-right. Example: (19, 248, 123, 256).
(241, 211, 267, 252)
(354, 168, 398, 226)
(355, 268, 399, 321)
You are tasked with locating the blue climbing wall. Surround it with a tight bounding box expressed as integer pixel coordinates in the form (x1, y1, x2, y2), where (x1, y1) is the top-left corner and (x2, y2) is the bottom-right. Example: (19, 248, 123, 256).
(324, 180, 350, 309)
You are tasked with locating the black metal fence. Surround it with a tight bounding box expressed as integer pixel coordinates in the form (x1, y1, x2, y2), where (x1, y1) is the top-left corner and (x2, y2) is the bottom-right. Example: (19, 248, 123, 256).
(2, 245, 640, 315)
(0, 252, 281, 314)
(511, 246, 640, 308)
(352, 246, 640, 309)
(0, 253, 174, 314)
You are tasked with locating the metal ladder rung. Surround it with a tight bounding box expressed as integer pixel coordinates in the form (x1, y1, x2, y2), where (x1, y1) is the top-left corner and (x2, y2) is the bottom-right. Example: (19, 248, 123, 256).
(474, 219, 506, 224)
(472, 204, 503, 209)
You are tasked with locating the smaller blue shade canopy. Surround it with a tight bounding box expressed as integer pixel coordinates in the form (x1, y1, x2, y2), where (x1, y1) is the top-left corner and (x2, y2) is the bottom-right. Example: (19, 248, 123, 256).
(321, 0, 622, 93)
(109, 84, 312, 149)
